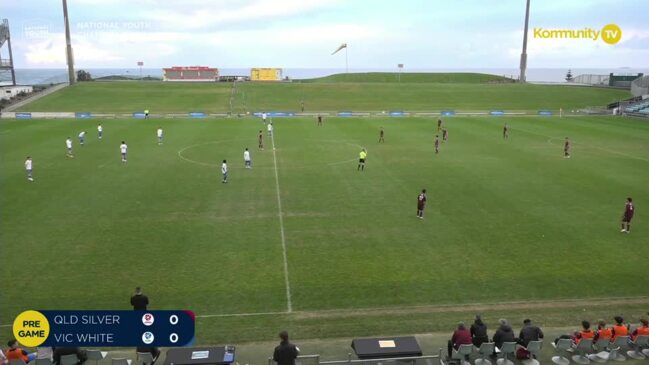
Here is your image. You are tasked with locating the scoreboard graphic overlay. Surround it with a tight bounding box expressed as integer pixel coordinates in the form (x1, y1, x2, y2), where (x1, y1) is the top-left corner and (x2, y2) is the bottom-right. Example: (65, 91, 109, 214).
(13, 310, 195, 347)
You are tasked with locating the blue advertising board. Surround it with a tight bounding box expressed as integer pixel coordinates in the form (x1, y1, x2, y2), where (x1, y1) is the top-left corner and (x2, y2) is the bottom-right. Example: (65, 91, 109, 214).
(440, 110, 456, 116)
(337, 111, 353, 117)
(389, 111, 407, 117)
(490, 110, 505, 116)
(133, 112, 146, 119)
(15, 112, 32, 119)
(538, 110, 553, 116)
(75, 112, 92, 119)
(189, 112, 206, 118)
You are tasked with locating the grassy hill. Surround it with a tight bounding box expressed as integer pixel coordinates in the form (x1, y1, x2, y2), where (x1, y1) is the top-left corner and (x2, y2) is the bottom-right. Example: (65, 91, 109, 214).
(299, 72, 514, 83)
(17, 78, 630, 113)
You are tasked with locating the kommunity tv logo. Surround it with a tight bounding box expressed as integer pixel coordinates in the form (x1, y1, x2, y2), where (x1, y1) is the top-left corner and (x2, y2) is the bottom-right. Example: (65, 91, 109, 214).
(534, 24, 622, 45)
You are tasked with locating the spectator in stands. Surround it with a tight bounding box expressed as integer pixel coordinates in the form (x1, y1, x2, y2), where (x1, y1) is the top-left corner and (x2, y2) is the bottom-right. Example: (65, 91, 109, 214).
(470, 315, 489, 348)
(630, 317, 649, 341)
(130, 287, 149, 310)
(611, 316, 629, 342)
(5, 339, 36, 363)
(518, 319, 544, 347)
(273, 331, 299, 365)
(594, 320, 612, 342)
(53, 347, 86, 365)
(572, 321, 594, 345)
(447, 322, 472, 358)
(493, 319, 516, 352)
(136, 347, 161, 364)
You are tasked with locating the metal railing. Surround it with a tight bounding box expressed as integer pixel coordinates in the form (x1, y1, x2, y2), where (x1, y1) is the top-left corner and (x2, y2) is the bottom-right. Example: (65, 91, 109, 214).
(269, 351, 441, 365)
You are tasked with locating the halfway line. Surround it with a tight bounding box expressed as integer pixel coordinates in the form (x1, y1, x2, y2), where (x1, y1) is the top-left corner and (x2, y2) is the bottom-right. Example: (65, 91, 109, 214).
(271, 130, 293, 313)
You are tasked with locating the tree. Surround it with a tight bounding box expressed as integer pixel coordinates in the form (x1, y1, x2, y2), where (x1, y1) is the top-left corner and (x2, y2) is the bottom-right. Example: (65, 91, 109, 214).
(76, 70, 93, 82)
(565, 69, 574, 82)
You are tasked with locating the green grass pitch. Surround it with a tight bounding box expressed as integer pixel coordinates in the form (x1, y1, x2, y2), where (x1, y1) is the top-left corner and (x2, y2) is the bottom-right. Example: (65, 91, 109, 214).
(17, 80, 630, 113)
(1, 114, 648, 343)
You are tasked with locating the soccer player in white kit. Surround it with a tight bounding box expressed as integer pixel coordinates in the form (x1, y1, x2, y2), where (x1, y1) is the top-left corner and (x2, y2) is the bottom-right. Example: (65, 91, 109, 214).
(262, 112, 267, 124)
(79, 131, 86, 145)
(66, 137, 74, 157)
(157, 127, 163, 145)
(120, 141, 128, 162)
(25, 156, 34, 181)
(221, 160, 228, 183)
(243, 148, 251, 168)
(97, 124, 103, 139)
(267, 122, 273, 137)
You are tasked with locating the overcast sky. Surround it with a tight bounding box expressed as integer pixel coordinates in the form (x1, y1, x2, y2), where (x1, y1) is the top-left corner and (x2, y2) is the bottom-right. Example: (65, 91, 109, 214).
(4, 0, 648, 69)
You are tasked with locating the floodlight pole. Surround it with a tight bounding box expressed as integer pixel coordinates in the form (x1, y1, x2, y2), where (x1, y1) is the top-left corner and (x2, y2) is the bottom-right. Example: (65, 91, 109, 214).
(62, 0, 75, 84)
(519, 0, 531, 83)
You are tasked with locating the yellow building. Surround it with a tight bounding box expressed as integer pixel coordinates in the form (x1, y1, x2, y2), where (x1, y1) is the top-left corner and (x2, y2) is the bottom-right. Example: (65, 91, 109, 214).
(250, 68, 282, 81)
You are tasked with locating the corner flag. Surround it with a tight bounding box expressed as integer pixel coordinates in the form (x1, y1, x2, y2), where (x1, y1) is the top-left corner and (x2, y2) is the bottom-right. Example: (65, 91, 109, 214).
(331, 43, 347, 55)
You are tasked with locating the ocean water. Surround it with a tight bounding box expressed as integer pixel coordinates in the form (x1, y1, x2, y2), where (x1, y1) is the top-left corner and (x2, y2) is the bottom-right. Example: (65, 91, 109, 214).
(4, 67, 648, 86)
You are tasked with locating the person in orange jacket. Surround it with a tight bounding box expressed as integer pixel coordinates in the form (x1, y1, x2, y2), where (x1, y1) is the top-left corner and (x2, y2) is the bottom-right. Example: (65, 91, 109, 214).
(630, 318, 649, 341)
(573, 320, 595, 345)
(611, 316, 630, 342)
(5, 340, 36, 363)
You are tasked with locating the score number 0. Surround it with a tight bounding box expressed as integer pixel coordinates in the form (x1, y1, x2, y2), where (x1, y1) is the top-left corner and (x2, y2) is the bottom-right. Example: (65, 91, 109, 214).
(169, 315, 179, 343)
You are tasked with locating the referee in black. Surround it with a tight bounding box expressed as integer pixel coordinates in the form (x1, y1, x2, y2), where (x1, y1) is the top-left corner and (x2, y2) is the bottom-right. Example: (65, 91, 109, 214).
(130, 287, 149, 310)
(273, 331, 299, 365)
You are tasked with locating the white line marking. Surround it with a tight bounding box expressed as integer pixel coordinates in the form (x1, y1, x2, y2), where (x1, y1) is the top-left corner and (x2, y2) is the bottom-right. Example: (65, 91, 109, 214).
(196, 311, 289, 319)
(271, 132, 293, 313)
(190, 295, 649, 320)
(327, 158, 357, 166)
(1, 295, 647, 326)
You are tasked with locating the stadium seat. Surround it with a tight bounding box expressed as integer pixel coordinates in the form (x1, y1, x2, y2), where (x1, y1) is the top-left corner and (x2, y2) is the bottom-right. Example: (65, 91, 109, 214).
(551, 339, 572, 365)
(588, 340, 611, 363)
(571, 339, 594, 364)
(626, 335, 649, 360)
(8, 360, 26, 365)
(522, 340, 543, 365)
(589, 347, 620, 365)
(60, 354, 79, 365)
(474, 342, 495, 365)
(496, 342, 517, 365)
(86, 350, 107, 365)
(112, 358, 132, 365)
(136, 352, 155, 365)
(609, 336, 630, 361)
(35, 359, 52, 365)
(452, 343, 474, 365)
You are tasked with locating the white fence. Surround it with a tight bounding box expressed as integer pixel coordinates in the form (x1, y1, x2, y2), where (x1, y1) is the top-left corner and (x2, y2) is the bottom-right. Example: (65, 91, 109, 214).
(631, 75, 649, 97)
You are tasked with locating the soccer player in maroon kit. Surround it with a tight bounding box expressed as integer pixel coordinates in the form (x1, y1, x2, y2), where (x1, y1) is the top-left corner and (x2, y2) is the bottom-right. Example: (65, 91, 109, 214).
(564, 137, 571, 158)
(317, 114, 323, 126)
(258, 130, 264, 150)
(503, 123, 509, 139)
(442, 128, 448, 142)
(437, 119, 443, 132)
(379, 127, 385, 143)
(417, 189, 427, 219)
(434, 135, 440, 154)
(621, 197, 634, 233)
